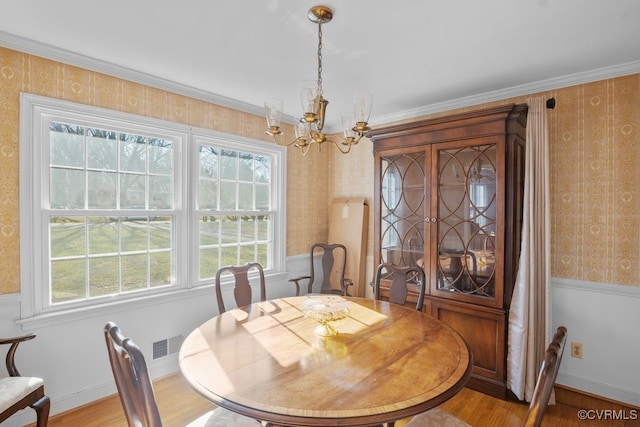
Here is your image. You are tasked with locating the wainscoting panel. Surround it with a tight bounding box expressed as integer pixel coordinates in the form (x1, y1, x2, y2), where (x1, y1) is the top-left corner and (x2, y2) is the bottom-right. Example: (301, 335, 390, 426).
(552, 278, 640, 407)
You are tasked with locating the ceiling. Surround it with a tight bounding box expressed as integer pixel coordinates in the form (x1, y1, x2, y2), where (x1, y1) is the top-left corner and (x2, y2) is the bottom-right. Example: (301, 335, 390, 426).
(1, 0, 639, 133)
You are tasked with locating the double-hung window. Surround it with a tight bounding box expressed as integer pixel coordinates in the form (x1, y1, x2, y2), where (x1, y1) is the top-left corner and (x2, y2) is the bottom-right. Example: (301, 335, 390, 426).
(194, 134, 278, 281)
(19, 93, 285, 319)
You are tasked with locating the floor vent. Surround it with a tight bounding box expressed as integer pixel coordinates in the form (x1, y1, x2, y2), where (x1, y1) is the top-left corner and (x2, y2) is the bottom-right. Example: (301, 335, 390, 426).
(152, 335, 184, 360)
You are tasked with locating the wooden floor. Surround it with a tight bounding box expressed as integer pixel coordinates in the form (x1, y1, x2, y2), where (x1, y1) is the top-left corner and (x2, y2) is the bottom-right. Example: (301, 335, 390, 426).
(40, 373, 637, 427)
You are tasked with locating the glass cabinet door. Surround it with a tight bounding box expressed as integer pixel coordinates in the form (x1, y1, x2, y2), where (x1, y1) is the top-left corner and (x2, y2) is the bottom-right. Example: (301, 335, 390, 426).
(435, 144, 498, 300)
(379, 152, 426, 270)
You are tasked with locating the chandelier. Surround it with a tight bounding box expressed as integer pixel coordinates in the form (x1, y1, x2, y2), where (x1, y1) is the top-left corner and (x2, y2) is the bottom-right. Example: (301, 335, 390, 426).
(264, 5, 373, 155)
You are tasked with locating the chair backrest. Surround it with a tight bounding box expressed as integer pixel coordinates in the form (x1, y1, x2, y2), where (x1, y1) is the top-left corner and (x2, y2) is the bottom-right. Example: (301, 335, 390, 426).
(215, 262, 266, 313)
(521, 326, 568, 427)
(104, 322, 162, 427)
(374, 263, 426, 311)
(308, 243, 347, 295)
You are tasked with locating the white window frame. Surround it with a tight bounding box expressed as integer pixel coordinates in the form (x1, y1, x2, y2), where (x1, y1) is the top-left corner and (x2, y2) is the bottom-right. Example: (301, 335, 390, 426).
(19, 93, 286, 321)
(190, 131, 286, 285)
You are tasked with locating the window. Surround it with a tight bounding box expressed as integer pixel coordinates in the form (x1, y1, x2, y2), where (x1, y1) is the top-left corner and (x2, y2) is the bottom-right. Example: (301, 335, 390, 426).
(19, 93, 286, 318)
(193, 133, 284, 283)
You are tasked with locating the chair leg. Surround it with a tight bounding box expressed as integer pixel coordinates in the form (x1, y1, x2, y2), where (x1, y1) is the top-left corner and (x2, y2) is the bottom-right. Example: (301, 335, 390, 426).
(32, 395, 50, 427)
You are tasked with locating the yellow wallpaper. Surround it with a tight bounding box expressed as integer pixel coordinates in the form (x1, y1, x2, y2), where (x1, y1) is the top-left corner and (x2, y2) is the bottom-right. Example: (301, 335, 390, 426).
(330, 75, 640, 288)
(1, 45, 637, 294)
(0, 47, 329, 294)
(551, 76, 639, 285)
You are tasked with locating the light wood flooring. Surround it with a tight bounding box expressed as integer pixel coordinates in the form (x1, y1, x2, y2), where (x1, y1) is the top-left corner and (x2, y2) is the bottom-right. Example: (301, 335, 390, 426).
(38, 374, 638, 427)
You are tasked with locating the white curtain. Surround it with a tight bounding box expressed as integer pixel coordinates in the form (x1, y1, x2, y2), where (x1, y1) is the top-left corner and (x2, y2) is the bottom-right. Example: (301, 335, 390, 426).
(506, 96, 551, 402)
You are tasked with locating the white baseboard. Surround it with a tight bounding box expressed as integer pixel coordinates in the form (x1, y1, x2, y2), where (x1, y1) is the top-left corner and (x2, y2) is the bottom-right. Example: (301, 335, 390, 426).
(558, 372, 640, 407)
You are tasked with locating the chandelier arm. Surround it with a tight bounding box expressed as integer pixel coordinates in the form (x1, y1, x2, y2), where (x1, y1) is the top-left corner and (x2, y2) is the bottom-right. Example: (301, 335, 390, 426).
(267, 134, 281, 146)
(335, 132, 365, 145)
(330, 138, 352, 154)
(269, 133, 313, 149)
(300, 141, 314, 156)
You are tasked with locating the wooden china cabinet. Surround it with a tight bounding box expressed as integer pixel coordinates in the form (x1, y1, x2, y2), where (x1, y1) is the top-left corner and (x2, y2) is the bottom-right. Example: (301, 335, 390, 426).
(366, 104, 527, 398)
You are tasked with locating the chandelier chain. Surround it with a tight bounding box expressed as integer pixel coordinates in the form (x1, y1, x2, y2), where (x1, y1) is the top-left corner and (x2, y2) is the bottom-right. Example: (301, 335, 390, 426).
(317, 22, 323, 96)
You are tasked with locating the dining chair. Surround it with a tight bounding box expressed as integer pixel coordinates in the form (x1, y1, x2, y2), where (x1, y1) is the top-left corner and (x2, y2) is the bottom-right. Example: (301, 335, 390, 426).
(0, 333, 50, 427)
(405, 326, 568, 427)
(289, 243, 353, 296)
(521, 325, 568, 427)
(373, 262, 426, 311)
(103, 322, 260, 427)
(0, 333, 51, 427)
(215, 262, 266, 313)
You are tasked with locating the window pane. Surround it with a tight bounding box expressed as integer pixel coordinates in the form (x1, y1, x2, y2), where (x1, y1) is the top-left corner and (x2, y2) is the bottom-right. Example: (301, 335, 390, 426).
(121, 254, 148, 292)
(257, 217, 269, 241)
(200, 216, 219, 246)
(51, 258, 86, 304)
(148, 138, 173, 175)
(238, 183, 253, 210)
(88, 171, 117, 209)
(199, 178, 217, 209)
(88, 217, 119, 255)
(221, 245, 237, 266)
(257, 243, 268, 266)
(150, 252, 171, 286)
(50, 168, 85, 209)
(50, 123, 84, 167)
(238, 152, 253, 182)
(199, 247, 219, 280)
(120, 134, 146, 172)
(149, 175, 172, 209)
(89, 256, 120, 297)
(50, 218, 85, 258)
(255, 184, 269, 210)
(220, 217, 238, 244)
(255, 156, 270, 183)
(220, 150, 237, 179)
(150, 217, 172, 250)
(121, 217, 149, 252)
(199, 146, 218, 179)
(240, 217, 255, 243)
(220, 181, 236, 210)
(87, 128, 117, 170)
(120, 173, 145, 208)
(239, 244, 255, 265)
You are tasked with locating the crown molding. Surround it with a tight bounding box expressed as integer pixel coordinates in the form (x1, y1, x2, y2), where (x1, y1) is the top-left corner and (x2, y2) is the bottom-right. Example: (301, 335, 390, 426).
(2, 31, 638, 130)
(0, 31, 274, 121)
(371, 60, 640, 126)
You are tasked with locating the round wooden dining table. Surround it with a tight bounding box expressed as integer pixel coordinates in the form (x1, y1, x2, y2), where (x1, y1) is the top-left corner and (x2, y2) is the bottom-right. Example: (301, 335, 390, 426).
(179, 296, 472, 427)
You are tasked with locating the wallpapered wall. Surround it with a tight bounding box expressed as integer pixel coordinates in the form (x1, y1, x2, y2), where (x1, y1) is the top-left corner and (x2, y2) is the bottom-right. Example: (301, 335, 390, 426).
(0, 47, 331, 294)
(0, 46, 638, 295)
(329, 74, 640, 288)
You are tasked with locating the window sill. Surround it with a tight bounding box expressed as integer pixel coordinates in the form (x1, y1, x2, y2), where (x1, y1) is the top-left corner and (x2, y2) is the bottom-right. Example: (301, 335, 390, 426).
(17, 271, 289, 329)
